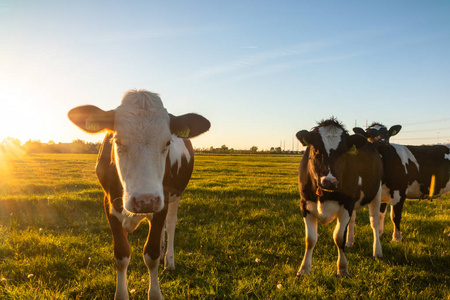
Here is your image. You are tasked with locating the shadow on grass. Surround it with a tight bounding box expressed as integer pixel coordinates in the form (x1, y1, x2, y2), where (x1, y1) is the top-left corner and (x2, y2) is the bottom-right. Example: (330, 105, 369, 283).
(0, 197, 105, 231)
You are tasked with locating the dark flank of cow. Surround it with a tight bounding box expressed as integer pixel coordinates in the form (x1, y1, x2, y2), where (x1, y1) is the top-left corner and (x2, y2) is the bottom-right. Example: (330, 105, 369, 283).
(68, 89, 210, 300)
(353, 123, 450, 241)
(296, 117, 383, 276)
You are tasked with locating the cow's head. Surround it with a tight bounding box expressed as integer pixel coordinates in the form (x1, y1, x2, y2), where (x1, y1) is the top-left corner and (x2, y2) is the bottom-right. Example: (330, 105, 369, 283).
(68, 89, 210, 215)
(353, 123, 401, 149)
(296, 118, 367, 192)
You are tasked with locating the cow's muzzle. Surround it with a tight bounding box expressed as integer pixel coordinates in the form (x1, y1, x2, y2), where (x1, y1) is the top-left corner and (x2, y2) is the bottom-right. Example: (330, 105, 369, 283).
(129, 193, 163, 214)
(319, 176, 339, 192)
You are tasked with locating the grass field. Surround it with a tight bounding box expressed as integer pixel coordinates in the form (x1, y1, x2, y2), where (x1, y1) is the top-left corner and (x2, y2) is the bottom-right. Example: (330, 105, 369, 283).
(0, 153, 449, 299)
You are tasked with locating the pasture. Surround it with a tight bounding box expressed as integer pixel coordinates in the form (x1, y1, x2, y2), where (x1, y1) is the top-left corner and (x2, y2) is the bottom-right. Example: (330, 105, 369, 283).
(0, 153, 449, 299)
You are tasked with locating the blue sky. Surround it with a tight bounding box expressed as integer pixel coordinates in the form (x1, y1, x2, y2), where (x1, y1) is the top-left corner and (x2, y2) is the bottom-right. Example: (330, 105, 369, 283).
(1, 0, 449, 150)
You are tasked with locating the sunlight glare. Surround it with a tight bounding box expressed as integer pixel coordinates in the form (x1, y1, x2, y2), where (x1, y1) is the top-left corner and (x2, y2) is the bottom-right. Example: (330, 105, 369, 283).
(429, 174, 436, 198)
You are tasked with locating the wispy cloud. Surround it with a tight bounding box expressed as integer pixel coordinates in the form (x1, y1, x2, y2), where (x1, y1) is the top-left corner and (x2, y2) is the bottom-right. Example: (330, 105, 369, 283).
(221, 51, 366, 84)
(188, 40, 330, 80)
(89, 24, 228, 44)
(186, 26, 431, 83)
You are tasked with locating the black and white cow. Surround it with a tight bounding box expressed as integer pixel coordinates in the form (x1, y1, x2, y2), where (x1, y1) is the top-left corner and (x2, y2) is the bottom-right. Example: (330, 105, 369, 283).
(353, 123, 450, 241)
(296, 118, 383, 276)
(68, 89, 210, 300)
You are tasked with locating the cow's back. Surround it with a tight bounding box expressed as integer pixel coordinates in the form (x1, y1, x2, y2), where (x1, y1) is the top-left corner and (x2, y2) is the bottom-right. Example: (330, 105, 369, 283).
(406, 144, 450, 197)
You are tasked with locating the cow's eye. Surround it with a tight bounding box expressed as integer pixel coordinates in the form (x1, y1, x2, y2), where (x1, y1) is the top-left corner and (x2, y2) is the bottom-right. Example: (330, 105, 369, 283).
(163, 140, 171, 153)
(114, 139, 126, 153)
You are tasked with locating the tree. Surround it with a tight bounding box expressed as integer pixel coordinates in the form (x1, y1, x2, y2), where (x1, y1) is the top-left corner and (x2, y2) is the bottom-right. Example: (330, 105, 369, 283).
(220, 145, 229, 153)
(250, 146, 258, 153)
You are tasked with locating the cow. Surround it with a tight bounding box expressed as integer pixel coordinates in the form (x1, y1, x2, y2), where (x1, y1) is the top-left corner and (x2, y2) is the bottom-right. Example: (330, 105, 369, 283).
(295, 118, 383, 276)
(68, 89, 210, 300)
(353, 123, 450, 241)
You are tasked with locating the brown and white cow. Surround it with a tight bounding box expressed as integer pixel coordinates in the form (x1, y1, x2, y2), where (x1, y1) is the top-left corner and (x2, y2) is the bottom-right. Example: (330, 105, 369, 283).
(296, 118, 383, 276)
(353, 123, 450, 241)
(68, 89, 210, 300)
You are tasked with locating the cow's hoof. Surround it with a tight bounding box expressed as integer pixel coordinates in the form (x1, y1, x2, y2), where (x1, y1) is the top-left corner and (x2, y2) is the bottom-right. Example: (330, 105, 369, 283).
(296, 269, 310, 277)
(345, 241, 354, 248)
(149, 290, 162, 300)
(163, 265, 175, 273)
(337, 269, 350, 277)
(373, 253, 383, 259)
(392, 231, 402, 242)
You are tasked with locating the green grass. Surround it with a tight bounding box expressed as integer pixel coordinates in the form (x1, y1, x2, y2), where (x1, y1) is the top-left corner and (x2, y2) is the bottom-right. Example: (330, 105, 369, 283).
(0, 153, 449, 299)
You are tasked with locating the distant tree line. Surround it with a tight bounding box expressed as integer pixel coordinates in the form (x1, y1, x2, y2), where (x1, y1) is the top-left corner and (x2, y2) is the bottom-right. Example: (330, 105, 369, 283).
(1, 138, 303, 155)
(1, 137, 101, 154)
(194, 145, 304, 155)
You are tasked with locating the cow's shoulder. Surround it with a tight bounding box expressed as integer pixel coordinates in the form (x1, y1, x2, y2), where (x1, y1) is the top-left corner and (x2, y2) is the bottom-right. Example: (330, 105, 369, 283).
(167, 137, 195, 196)
(298, 147, 317, 203)
(96, 133, 123, 208)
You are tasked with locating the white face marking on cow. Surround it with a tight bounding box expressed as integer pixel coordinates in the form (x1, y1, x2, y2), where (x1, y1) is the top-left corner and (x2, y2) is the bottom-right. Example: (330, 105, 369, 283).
(318, 126, 343, 155)
(169, 136, 191, 174)
(370, 125, 383, 131)
(391, 144, 419, 174)
(113, 90, 172, 215)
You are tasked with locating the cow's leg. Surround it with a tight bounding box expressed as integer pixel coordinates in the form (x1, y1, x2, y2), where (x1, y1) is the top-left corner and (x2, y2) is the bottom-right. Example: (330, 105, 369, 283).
(143, 208, 167, 300)
(345, 210, 356, 248)
(160, 228, 165, 264)
(164, 196, 180, 271)
(297, 213, 318, 276)
(105, 203, 131, 300)
(391, 197, 405, 242)
(334, 208, 351, 276)
(379, 203, 388, 237)
(368, 187, 382, 258)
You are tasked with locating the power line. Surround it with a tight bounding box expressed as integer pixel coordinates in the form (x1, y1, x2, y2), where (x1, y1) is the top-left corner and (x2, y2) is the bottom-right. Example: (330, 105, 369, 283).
(400, 126, 450, 133)
(400, 117, 450, 126)
(393, 135, 450, 141)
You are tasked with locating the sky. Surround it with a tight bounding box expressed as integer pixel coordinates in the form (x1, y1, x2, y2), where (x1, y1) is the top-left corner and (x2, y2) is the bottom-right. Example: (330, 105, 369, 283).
(1, 0, 449, 150)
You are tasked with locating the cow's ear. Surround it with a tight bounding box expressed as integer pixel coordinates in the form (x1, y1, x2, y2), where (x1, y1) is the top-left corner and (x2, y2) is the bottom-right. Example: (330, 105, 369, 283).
(170, 113, 211, 138)
(68, 105, 115, 133)
(353, 127, 367, 137)
(296, 130, 313, 146)
(388, 125, 402, 137)
(347, 134, 367, 149)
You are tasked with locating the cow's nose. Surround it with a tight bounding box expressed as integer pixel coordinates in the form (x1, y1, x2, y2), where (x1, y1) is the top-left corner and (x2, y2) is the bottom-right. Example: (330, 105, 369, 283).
(320, 177, 339, 191)
(131, 193, 162, 213)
